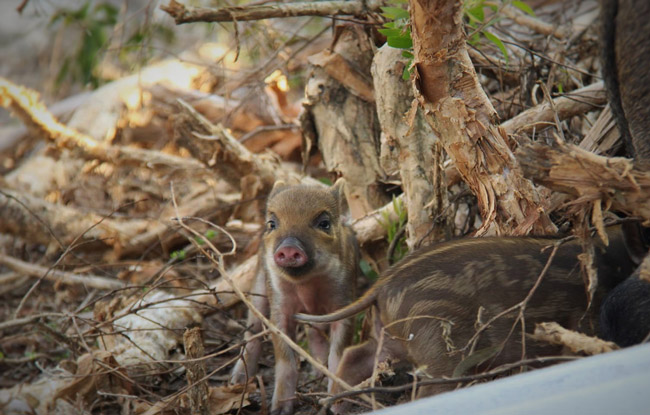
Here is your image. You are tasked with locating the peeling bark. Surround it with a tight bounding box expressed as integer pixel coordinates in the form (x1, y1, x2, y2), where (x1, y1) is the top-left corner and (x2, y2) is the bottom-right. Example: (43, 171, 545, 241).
(531, 322, 618, 355)
(516, 142, 650, 224)
(302, 25, 388, 218)
(371, 45, 450, 248)
(409, 0, 555, 235)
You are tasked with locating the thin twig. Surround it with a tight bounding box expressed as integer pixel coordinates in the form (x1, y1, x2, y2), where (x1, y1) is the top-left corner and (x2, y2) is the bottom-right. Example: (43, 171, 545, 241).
(0, 312, 66, 331)
(239, 124, 300, 143)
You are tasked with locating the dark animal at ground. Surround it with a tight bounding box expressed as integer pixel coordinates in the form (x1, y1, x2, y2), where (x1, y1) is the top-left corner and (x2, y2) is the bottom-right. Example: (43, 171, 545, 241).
(599, 0, 650, 347)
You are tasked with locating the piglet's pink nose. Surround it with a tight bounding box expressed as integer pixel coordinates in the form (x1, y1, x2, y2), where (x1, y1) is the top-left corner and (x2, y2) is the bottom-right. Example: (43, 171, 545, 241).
(274, 242, 308, 268)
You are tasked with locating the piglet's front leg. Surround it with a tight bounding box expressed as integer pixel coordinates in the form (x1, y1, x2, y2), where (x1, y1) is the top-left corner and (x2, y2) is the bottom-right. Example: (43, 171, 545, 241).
(307, 324, 329, 368)
(327, 318, 353, 392)
(271, 314, 298, 415)
(231, 268, 268, 385)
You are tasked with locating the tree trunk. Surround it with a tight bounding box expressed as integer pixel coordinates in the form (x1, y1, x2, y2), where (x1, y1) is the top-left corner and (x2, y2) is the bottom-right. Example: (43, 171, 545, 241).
(409, 0, 555, 236)
(371, 45, 451, 248)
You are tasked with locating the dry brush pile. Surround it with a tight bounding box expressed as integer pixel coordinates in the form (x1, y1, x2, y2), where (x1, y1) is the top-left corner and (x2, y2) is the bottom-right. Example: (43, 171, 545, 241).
(0, 0, 648, 414)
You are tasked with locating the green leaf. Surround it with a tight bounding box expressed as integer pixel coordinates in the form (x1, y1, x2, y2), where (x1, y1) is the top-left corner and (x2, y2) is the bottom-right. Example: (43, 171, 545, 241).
(95, 3, 118, 21)
(381, 6, 410, 20)
(402, 66, 412, 80)
(70, 2, 90, 20)
(205, 230, 217, 239)
(512, 1, 535, 16)
(453, 345, 501, 377)
(387, 35, 413, 49)
(353, 311, 367, 343)
(318, 177, 333, 186)
(378, 28, 403, 38)
(468, 32, 481, 46)
(402, 50, 414, 59)
(359, 259, 378, 281)
(483, 31, 509, 63)
(171, 250, 186, 260)
(466, 5, 485, 23)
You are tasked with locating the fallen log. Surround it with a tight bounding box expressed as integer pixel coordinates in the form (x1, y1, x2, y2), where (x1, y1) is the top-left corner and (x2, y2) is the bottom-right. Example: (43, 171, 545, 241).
(516, 141, 650, 224)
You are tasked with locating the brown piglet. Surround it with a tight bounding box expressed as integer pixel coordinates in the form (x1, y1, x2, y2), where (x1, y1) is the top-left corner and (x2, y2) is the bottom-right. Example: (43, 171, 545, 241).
(296, 227, 637, 411)
(230, 179, 359, 415)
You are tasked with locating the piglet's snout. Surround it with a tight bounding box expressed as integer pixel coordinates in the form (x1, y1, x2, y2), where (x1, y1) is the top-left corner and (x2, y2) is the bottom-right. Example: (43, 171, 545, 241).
(274, 237, 308, 268)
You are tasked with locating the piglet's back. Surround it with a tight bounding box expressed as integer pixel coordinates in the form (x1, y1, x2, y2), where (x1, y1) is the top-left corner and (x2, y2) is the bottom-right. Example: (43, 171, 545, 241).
(374, 235, 624, 379)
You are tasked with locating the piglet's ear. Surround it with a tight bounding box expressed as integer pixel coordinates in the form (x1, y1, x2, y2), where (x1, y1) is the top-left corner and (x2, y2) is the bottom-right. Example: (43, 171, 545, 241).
(330, 178, 350, 221)
(269, 180, 288, 199)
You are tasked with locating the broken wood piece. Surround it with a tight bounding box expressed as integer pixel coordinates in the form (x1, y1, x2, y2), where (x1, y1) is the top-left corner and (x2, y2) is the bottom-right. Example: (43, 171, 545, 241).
(0, 253, 124, 291)
(184, 327, 209, 415)
(501, 82, 606, 135)
(546, 105, 623, 214)
(0, 77, 205, 170)
(578, 104, 620, 154)
(303, 25, 388, 218)
(0, 351, 132, 414)
(118, 189, 240, 259)
(97, 290, 205, 376)
(530, 322, 619, 355)
(162, 0, 387, 24)
(0, 90, 92, 153)
(173, 99, 312, 192)
(516, 141, 650, 223)
(308, 50, 375, 102)
(351, 194, 402, 246)
(0, 188, 150, 253)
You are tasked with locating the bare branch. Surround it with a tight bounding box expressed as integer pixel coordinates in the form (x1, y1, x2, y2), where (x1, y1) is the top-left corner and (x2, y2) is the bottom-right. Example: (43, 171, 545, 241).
(162, 0, 386, 24)
(0, 188, 150, 251)
(0, 77, 205, 171)
(0, 253, 124, 290)
(502, 82, 607, 135)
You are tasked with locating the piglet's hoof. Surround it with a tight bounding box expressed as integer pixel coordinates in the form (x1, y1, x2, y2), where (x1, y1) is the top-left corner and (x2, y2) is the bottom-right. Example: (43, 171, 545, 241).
(271, 399, 295, 415)
(229, 366, 247, 385)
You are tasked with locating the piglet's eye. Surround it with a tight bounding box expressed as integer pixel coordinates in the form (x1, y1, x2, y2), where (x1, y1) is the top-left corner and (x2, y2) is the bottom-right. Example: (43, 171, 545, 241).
(317, 219, 331, 231)
(267, 219, 277, 231)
